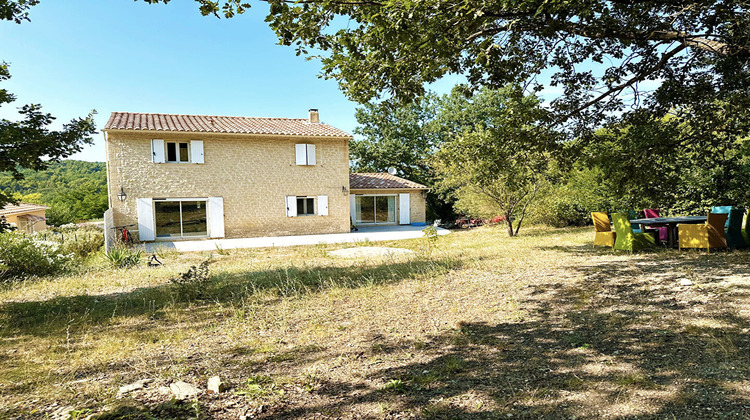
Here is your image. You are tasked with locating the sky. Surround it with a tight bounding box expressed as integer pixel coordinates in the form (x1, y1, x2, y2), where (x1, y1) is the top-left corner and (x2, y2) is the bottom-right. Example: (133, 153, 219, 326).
(0, 0, 462, 162)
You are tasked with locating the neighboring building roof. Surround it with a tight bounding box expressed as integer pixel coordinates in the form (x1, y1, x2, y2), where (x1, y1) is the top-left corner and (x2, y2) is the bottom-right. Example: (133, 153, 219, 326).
(104, 112, 351, 138)
(0, 202, 49, 216)
(349, 173, 429, 190)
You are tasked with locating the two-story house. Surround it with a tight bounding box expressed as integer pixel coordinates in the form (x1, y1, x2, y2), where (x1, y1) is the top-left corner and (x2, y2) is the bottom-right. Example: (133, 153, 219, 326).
(104, 110, 427, 242)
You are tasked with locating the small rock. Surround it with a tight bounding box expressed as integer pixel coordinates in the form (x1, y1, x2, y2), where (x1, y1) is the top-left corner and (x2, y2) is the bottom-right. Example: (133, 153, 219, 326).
(170, 380, 200, 399)
(679, 279, 693, 286)
(117, 379, 153, 396)
(207, 376, 226, 394)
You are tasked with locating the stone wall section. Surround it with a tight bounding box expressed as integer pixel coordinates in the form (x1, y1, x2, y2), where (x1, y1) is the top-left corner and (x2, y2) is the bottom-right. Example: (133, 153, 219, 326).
(106, 131, 351, 240)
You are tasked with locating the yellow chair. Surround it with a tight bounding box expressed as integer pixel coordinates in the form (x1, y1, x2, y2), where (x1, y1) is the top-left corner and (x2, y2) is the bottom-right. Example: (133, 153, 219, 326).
(592, 212, 616, 247)
(678, 212, 728, 251)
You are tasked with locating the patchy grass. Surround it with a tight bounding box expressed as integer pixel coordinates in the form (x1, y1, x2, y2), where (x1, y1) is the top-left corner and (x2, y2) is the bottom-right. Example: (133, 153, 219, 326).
(2, 225, 750, 418)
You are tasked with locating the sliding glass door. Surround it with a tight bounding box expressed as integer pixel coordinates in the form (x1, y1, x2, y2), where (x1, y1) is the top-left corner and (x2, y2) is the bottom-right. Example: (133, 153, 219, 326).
(355, 195, 396, 224)
(155, 199, 207, 238)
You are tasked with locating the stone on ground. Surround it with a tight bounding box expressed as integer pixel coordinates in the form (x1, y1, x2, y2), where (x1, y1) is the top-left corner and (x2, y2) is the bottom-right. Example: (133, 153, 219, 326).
(170, 380, 200, 399)
(117, 378, 153, 396)
(679, 278, 694, 286)
(207, 375, 225, 394)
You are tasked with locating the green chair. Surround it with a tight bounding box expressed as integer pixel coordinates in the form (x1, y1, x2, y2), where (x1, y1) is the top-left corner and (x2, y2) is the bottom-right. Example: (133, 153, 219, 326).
(726, 208, 746, 249)
(612, 213, 656, 251)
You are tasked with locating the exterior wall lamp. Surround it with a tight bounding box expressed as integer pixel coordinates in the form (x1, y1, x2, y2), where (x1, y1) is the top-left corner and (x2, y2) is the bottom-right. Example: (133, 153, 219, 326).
(117, 187, 127, 202)
(342, 186, 349, 195)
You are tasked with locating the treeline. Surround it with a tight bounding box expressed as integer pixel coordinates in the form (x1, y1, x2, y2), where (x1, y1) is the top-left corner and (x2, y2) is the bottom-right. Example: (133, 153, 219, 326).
(351, 86, 750, 235)
(0, 160, 108, 225)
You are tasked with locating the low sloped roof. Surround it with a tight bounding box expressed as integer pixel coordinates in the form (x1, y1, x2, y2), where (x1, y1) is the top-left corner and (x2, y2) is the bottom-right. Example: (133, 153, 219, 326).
(350, 173, 429, 190)
(0, 203, 49, 216)
(104, 112, 351, 138)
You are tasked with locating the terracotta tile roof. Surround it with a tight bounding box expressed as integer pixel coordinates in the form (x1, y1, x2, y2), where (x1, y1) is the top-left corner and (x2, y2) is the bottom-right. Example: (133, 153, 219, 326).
(0, 202, 49, 216)
(349, 173, 429, 190)
(104, 112, 351, 138)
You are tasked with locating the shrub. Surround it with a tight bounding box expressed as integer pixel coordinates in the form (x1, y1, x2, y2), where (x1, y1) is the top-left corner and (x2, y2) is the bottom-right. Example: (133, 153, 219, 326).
(60, 229, 104, 258)
(33, 225, 104, 259)
(0, 232, 72, 279)
(0, 215, 16, 233)
(104, 247, 142, 269)
(170, 258, 213, 300)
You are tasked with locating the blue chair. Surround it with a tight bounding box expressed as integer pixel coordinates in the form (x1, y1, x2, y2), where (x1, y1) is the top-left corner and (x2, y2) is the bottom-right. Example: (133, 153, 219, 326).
(628, 210, 643, 233)
(726, 208, 747, 249)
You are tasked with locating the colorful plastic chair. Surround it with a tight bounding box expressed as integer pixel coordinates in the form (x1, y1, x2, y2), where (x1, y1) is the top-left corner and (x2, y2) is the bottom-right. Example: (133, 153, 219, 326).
(725, 208, 746, 249)
(628, 210, 643, 233)
(643, 208, 668, 243)
(592, 212, 616, 248)
(711, 206, 733, 228)
(612, 213, 656, 251)
(678, 212, 728, 251)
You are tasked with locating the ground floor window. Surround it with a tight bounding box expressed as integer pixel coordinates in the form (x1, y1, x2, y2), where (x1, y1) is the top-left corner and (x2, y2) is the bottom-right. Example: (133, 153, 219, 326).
(297, 197, 315, 215)
(154, 199, 207, 238)
(355, 195, 396, 224)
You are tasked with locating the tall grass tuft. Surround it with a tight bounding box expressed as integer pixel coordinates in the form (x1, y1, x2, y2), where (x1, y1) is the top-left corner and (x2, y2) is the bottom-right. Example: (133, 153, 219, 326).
(104, 247, 142, 269)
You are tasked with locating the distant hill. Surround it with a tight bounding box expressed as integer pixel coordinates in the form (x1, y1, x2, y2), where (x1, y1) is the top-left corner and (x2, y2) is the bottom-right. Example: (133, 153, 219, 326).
(0, 160, 108, 225)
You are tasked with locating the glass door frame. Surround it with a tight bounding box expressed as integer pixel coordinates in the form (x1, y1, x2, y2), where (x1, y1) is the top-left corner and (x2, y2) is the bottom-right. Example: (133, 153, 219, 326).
(354, 194, 398, 225)
(153, 197, 209, 239)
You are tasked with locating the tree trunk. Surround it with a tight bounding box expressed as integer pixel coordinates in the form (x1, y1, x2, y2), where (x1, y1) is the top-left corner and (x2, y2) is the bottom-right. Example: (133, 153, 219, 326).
(506, 212, 515, 237)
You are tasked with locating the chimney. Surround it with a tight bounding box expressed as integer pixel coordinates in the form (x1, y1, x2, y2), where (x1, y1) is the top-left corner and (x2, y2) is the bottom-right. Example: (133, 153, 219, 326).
(308, 109, 320, 124)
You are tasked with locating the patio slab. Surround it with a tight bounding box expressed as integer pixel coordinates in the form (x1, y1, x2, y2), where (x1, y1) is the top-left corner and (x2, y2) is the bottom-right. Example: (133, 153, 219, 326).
(144, 225, 450, 253)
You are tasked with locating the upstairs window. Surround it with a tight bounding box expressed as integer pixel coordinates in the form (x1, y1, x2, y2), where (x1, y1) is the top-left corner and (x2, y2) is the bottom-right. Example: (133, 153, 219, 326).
(151, 140, 204, 164)
(167, 142, 190, 163)
(295, 144, 316, 165)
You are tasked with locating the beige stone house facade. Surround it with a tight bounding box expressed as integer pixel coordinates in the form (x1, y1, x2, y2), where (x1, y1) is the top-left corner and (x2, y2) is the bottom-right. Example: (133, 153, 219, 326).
(0, 203, 48, 233)
(104, 110, 427, 242)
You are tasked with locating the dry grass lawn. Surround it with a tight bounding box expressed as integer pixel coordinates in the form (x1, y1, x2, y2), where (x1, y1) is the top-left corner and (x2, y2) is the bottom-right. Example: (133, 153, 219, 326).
(2, 226, 750, 419)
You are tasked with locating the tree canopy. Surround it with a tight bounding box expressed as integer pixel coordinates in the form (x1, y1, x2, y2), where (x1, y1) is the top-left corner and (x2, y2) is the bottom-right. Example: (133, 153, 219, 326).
(148, 1, 749, 130)
(433, 86, 560, 236)
(0, 160, 108, 225)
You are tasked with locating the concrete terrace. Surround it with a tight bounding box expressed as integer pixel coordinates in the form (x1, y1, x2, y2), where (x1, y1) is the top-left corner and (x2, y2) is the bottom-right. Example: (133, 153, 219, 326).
(144, 225, 449, 252)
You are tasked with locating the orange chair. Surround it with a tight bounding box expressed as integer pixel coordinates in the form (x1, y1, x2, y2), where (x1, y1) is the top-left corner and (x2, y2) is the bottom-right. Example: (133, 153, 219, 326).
(678, 212, 728, 251)
(592, 212, 616, 248)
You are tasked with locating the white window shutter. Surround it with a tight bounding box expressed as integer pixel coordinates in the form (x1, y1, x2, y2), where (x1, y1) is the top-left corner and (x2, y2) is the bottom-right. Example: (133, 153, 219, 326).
(191, 140, 204, 164)
(318, 195, 328, 216)
(306, 144, 316, 165)
(350, 195, 357, 224)
(286, 196, 297, 217)
(207, 197, 224, 238)
(399, 193, 411, 225)
(136, 198, 155, 241)
(151, 140, 165, 163)
(295, 144, 307, 165)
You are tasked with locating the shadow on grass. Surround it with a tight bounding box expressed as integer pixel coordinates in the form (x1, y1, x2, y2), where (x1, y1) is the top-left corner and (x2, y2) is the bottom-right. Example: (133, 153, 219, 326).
(0, 256, 461, 340)
(229, 245, 750, 418)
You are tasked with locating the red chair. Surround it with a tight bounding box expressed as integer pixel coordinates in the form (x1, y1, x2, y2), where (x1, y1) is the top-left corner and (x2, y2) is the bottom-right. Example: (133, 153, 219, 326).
(644, 208, 668, 243)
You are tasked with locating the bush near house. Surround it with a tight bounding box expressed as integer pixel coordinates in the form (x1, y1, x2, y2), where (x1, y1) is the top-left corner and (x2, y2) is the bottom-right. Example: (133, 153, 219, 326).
(0, 232, 72, 279)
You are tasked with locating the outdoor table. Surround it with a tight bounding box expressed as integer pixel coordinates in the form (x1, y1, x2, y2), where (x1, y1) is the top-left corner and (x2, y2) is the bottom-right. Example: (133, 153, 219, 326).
(629, 216, 707, 248)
